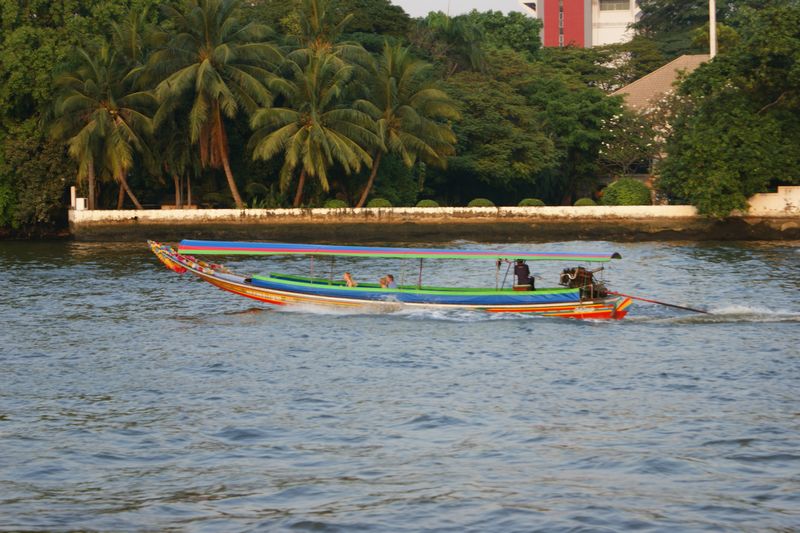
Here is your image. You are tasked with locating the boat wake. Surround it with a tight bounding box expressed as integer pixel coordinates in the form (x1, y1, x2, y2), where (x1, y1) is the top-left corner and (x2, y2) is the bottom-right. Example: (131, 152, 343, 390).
(628, 304, 800, 324)
(228, 302, 800, 324)
(272, 304, 551, 323)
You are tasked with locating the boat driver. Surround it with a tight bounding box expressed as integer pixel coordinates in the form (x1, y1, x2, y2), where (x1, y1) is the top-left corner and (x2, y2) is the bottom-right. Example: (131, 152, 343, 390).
(514, 259, 535, 290)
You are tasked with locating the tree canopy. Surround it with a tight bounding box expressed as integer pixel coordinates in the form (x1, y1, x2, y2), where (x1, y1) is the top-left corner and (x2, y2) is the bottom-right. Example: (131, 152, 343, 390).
(657, 0, 800, 216)
(1, 0, 797, 232)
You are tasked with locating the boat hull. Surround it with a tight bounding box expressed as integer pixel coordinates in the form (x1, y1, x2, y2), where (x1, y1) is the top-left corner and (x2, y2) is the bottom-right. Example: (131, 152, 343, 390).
(149, 241, 632, 319)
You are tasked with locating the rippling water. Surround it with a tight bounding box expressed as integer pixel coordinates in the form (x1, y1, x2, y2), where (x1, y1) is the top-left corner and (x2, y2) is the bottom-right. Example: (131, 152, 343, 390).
(1, 240, 799, 531)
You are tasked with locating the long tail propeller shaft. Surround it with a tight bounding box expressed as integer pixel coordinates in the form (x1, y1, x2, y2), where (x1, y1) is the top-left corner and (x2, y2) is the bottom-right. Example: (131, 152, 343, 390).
(608, 291, 711, 315)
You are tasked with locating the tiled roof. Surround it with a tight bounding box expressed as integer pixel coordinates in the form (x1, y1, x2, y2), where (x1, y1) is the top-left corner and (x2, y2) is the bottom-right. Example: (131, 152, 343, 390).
(611, 54, 710, 111)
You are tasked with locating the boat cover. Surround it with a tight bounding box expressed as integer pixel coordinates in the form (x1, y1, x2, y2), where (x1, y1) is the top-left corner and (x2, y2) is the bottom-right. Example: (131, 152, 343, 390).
(179, 240, 621, 262)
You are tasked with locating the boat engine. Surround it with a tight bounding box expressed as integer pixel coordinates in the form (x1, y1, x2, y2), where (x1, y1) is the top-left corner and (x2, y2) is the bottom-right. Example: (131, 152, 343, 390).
(559, 266, 608, 299)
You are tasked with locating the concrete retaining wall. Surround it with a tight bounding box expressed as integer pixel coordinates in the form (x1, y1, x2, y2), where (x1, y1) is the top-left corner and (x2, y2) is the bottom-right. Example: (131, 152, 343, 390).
(748, 186, 800, 216)
(68, 203, 800, 242)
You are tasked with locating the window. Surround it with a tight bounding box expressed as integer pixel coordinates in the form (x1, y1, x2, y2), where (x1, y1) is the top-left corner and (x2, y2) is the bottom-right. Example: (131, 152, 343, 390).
(599, 0, 630, 10)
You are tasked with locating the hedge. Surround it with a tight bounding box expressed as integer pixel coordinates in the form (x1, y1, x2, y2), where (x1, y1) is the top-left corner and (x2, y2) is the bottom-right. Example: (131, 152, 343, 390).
(366, 198, 392, 208)
(518, 198, 545, 207)
(573, 197, 597, 206)
(467, 198, 495, 207)
(600, 178, 652, 205)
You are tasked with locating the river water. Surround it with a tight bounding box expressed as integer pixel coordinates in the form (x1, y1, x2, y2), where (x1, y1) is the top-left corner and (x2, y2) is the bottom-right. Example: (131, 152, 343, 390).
(1, 240, 798, 531)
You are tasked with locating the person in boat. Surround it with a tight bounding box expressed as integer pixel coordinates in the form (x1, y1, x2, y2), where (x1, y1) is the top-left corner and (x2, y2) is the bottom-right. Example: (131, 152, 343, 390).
(344, 272, 357, 287)
(379, 276, 388, 288)
(386, 274, 397, 289)
(514, 259, 535, 290)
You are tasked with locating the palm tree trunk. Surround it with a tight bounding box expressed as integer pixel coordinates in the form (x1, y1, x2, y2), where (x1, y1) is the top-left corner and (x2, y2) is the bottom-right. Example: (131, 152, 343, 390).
(221, 153, 244, 209)
(293, 169, 307, 207)
(117, 183, 125, 209)
(212, 104, 244, 209)
(117, 170, 143, 209)
(355, 151, 382, 208)
(173, 173, 182, 207)
(187, 173, 192, 206)
(87, 161, 96, 210)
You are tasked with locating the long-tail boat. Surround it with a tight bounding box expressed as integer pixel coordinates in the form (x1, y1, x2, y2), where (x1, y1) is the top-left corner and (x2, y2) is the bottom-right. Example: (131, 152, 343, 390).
(149, 240, 633, 319)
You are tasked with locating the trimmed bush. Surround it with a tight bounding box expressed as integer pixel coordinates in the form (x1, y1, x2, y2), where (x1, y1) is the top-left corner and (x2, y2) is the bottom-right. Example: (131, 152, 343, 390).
(367, 198, 392, 208)
(415, 199, 440, 207)
(573, 197, 597, 206)
(467, 198, 495, 207)
(518, 198, 545, 207)
(323, 199, 348, 208)
(600, 178, 652, 206)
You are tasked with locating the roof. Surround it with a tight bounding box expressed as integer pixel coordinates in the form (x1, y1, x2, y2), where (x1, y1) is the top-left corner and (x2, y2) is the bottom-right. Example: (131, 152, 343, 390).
(611, 54, 710, 112)
(178, 240, 622, 262)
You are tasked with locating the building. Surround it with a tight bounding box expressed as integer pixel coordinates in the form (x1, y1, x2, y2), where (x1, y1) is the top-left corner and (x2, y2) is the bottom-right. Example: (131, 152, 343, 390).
(518, 0, 641, 48)
(611, 54, 709, 112)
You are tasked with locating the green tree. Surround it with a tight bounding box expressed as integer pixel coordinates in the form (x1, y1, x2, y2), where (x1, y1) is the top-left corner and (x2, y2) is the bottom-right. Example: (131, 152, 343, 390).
(410, 12, 486, 77)
(463, 10, 542, 57)
(599, 109, 657, 179)
(334, 0, 411, 36)
(353, 43, 458, 207)
(249, 51, 378, 207)
(512, 53, 621, 204)
(1, 0, 164, 225)
(536, 46, 616, 90)
(0, 125, 72, 229)
(440, 70, 554, 202)
(283, 0, 374, 71)
(51, 43, 156, 209)
(634, 0, 758, 57)
(602, 35, 668, 90)
(658, 98, 797, 215)
(657, 1, 800, 216)
(149, 0, 282, 209)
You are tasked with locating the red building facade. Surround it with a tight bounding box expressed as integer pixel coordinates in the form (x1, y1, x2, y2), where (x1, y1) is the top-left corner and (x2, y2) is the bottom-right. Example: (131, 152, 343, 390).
(522, 0, 640, 48)
(541, 0, 591, 48)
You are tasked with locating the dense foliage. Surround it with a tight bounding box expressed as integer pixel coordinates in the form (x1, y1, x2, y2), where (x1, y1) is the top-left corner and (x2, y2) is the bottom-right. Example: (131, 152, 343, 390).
(601, 178, 652, 206)
(0, 0, 797, 233)
(657, 0, 800, 216)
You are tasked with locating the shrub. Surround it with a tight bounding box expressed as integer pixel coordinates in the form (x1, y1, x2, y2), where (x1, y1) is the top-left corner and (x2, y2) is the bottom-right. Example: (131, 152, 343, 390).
(573, 197, 597, 206)
(467, 198, 495, 207)
(367, 198, 392, 208)
(323, 199, 348, 208)
(601, 178, 652, 206)
(415, 199, 440, 207)
(518, 198, 545, 207)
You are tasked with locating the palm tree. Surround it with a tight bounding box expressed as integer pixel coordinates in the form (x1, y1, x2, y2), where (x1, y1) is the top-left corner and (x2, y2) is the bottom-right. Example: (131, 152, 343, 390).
(159, 108, 202, 208)
(286, 0, 371, 68)
(353, 43, 459, 207)
(149, 0, 282, 209)
(416, 12, 486, 77)
(249, 51, 378, 207)
(52, 43, 156, 210)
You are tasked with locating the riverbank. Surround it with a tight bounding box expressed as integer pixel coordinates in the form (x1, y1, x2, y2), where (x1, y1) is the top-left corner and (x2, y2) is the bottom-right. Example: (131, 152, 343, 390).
(68, 205, 800, 242)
